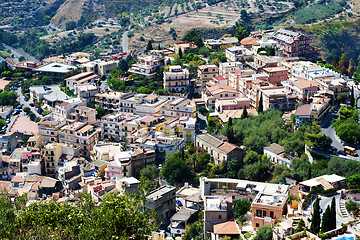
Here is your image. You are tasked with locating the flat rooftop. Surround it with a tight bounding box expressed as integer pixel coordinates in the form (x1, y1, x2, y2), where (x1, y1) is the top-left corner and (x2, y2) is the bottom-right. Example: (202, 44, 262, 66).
(33, 62, 76, 73)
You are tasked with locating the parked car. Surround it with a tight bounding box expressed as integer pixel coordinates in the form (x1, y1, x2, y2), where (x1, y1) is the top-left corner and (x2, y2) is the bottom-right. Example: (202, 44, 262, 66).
(328, 147, 337, 153)
(338, 150, 347, 156)
(29, 103, 34, 107)
(24, 97, 29, 102)
(16, 105, 23, 109)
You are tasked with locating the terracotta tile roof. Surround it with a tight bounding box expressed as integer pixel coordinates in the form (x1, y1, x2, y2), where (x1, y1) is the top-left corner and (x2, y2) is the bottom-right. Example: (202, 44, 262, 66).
(11, 175, 24, 183)
(293, 80, 318, 89)
(0, 181, 11, 192)
(263, 66, 288, 72)
(240, 36, 260, 46)
(213, 221, 240, 235)
(218, 142, 239, 153)
(295, 104, 311, 116)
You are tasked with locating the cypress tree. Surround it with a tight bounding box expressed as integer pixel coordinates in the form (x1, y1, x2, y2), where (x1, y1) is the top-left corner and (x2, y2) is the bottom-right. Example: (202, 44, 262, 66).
(227, 117, 234, 143)
(307, 166, 312, 180)
(241, 106, 248, 119)
(350, 86, 355, 108)
(330, 197, 336, 230)
(178, 48, 183, 59)
(321, 206, 331, 233)
(311, 198, 321, 234)
(146, 40, 153, 52)
(258, 93, 263, 113)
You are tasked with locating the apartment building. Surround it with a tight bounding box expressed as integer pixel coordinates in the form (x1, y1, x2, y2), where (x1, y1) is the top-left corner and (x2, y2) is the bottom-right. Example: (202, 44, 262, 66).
(240, 36, 260, 49)
(67, 105, 97, 125)
(140, 136, 185, 157)
(204, 37, 238, 50)
(38, 114, 67, 143)
(198, 65, 219, 88)
(65, 72, 99, 90)
(163, 117, 196, 143)
(161, 98, 196, 118)
(262, 66, 288, 86)
(251, 191, 288, 228)
(271, 29, 314, 57)
(215, 98, 251, 113)
(42, 143, 62, 177)
(259, 87, 297, 111)
(225, 46, 254, 62)
(82, 60, 117, 75)
(59, 122, 99, 157)
(195, 134, 245, 164)
(219, 62, 243, 79)
(202, 85, 240, 111)
(228, 69, 255, 92)
(163, 65, 190, 92)
(75, 84, 98, 103)
(135, 94, 169, 116)
(95, 91, 137, 113)
(145, 185, 177, 221)
(128, 52, 165, 79)
(248, 55, 280, 71)
(295, 96, 331, 126)
(283, 79, 319, 101)
(100, 113, 137, 141)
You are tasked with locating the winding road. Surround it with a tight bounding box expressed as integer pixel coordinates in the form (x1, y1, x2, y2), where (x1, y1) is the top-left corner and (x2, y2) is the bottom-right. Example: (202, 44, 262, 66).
(122, 29, 133, 53)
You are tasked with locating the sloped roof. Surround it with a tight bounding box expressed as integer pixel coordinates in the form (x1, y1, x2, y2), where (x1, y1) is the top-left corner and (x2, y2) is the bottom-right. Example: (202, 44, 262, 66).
(196, 134, 223, 148)
(264, 143, 285, 155)
(213, 221, 240, 235)
(218, 142, 240, 154)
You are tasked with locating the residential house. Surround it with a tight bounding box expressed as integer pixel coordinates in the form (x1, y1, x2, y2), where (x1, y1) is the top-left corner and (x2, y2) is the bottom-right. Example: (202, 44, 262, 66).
(161, 98, 196, 118)
(135, 94, 169, 116)
(140, 136, 185, 158)
(14, 61, 44, 72)
(299, 174, 346, 199)
(283, 79, 319, 102)
(264, 143, 291, 167)
(163, 117, 196, 143)
(262, 66, 288, 86)
(174, 42, 197, 54)
(67, 105, 97, 125)
(215, 98, 250, 113)
(75, 84, 98, 103)
(248, 55, 280, 71)
(163, 65, 190, 92)
(128, 52, 165, 79)
(65, 72, 99, 90)
(240, 36, 260, 49)
(228, 69, 255, 92)
(294, 96, 331, 126)
(219, 62, 243, 79)
(258, 87, 297, 111)
(170, 208, 198, 238)
(38, 114, 67, 143)
(82, 60, 118, 76)
(58, 122, 99, 157)
(225, 46, 254, 62)
(202, 85, 240, 111)
(95, 91, 137, 113)
(204, 196, 233, 239)
(198, 65, 219, 88)
(205, 37, 238, 50)
(145, 185, 177, 221)
(195, 134, 246, 164)
(87, 180, 116, 202)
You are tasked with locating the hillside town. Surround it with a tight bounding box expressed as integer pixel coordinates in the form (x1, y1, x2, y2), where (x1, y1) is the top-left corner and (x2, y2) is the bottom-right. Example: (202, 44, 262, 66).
(0, 27, 360, 240)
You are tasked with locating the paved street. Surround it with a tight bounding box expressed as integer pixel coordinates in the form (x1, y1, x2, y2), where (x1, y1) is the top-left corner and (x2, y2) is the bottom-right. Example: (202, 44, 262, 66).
(17, 88, 42, 118)
(4, 44, 39, 62)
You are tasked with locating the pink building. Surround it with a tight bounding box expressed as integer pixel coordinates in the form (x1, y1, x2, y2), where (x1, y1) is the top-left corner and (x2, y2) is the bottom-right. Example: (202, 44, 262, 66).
(105, 158, 123, 179)
(215, 98, 251, 112)
(262, 67, 288, 86)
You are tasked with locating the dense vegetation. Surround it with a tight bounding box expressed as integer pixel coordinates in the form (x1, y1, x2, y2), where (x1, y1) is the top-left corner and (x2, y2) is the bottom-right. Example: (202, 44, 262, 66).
(0, 193, 155, 239)
(332, 105, 360, 143)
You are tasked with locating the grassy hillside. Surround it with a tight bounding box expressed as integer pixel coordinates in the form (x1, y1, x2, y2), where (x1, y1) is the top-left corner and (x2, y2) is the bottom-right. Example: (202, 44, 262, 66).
(298, 20, 360, 62)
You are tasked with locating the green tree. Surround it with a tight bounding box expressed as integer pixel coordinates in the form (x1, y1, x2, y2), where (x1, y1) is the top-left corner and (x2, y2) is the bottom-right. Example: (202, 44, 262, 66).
(243, 150, 260, 164)
(348, 58, 355, 75)
(183, 29, 204, 48)
(321, 205, 331, 233)
(254, 225, 273, 240)
(235, 25, 248, 43)
(311, 197, 321, 234)
(117, 59, 129, 72)
(140, 164, 159, 180)
(339, 53, 349, 75)
(161, 152, 193, 185)
(350, 87, 355, 107)
(226, 117, 234, 143)
(146, 40, 153, 52)
(198, 47, 210, 57)
(18, 56, 26, 62)
(234, 198, 251, 217)
(257, 93, 263, 113)
(183, 220, 204, 240)
(348, 173, 360, 189)
(295, 219, 306, 233)
(65, 21, 77, 31)
(241, 106, 248, 119)
(178, 48, 183, 59)
(330, 197, 336, 230)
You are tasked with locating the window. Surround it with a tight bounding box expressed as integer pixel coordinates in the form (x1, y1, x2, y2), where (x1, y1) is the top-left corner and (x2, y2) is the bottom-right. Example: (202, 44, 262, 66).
(256, 210, 262, 217)
(256, 223, 259, 227)
(270, 211, 274, 219)
(218, 215, 222, 219)
(263, 210, 267, 217)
